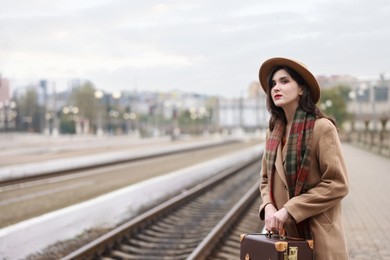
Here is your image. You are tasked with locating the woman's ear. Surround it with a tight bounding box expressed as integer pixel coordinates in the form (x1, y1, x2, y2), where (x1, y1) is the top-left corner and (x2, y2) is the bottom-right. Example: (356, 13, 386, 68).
(299, 86, 304, 96)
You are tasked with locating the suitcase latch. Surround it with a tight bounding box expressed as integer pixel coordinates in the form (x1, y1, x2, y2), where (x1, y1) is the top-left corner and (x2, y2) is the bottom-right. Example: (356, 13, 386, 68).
(284, 246, 298, 260)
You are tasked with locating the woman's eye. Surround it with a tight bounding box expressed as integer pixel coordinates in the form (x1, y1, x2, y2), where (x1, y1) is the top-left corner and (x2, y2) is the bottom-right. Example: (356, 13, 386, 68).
(282, 79, 289, 84)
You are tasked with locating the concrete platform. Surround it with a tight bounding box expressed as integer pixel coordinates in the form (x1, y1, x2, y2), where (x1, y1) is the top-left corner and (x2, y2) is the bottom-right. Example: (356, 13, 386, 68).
(341, 143, 390, 260)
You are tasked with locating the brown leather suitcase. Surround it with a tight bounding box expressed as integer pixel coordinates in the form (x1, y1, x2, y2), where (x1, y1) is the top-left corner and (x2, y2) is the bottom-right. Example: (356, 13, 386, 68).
(240, 233, 314, 260)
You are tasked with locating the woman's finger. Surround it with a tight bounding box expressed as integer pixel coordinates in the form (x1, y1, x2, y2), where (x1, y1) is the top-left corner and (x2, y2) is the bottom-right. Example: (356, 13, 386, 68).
(278, 221, 284, 236)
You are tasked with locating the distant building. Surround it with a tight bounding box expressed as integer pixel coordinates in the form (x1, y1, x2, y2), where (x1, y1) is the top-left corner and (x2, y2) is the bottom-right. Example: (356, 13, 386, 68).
(9, 78, 272, 135)
(217, 81, 269, 131)
(347, 74, 390, 130)
(316, 75, 359, 89)
(0, 76, 15, 131)
(0, 75, 10, 102)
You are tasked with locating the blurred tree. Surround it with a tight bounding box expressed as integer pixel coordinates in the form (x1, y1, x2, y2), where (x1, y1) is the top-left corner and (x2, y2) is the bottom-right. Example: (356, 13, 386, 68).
(69, 81, 98, 120)
(319, 85, 352, 127)
(178, 108, 210, 135)
(16, 88, 43, 132)
(67, 81, 100, 134)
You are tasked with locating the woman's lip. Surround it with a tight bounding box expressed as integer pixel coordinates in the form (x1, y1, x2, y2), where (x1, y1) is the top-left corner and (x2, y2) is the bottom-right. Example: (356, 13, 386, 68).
(274, 94, 282, 99)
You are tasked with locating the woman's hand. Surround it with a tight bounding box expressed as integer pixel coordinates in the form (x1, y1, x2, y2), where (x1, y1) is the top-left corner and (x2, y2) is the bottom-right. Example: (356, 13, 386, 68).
(265, 205, 290, 235)
(273, 207, 290, 235)
(264, 203, 277, 232)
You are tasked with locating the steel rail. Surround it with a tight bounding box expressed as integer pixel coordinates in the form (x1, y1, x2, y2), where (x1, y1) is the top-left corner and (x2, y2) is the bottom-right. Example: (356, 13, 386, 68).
(187, 181, 260, 260)
(61, 154, 261, 260)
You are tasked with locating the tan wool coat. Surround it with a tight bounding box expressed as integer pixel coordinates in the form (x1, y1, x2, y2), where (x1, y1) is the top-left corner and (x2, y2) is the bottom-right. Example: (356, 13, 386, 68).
(259, 118, 349, 260)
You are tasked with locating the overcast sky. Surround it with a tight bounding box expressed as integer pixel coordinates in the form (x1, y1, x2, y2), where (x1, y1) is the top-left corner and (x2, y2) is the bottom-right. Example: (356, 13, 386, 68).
(1, 0, 389, 98)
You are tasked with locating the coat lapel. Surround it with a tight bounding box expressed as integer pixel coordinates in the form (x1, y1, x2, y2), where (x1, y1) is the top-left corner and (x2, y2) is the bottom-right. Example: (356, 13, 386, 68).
(275, 143, 288, 187)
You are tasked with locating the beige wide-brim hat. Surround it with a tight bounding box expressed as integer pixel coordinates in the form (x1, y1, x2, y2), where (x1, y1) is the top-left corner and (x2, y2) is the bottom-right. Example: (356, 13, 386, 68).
(259, 57, 320, 104)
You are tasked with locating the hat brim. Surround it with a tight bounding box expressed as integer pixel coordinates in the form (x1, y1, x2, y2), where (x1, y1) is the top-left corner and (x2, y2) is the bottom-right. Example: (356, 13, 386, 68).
(259, 57, 320, 104)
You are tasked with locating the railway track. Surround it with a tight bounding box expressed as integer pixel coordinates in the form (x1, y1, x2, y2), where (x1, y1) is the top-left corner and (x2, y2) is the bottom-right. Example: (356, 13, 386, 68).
(0, 138, 240, 186)
(61, 152, 263, 260)
(1, 140, 260, 228)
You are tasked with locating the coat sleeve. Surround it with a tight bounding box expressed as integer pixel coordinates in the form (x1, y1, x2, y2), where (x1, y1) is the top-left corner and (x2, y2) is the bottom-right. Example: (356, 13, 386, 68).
(259, 130, 273, 220)
(283, 119, 349, 223)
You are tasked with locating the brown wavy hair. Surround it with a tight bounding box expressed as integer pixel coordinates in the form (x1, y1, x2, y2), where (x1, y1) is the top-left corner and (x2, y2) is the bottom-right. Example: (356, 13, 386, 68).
(266, 65, 335, 130)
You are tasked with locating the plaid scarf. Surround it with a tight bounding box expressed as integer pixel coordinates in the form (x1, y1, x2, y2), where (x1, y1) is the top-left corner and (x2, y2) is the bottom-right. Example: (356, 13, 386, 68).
(265, 107, 316, 239)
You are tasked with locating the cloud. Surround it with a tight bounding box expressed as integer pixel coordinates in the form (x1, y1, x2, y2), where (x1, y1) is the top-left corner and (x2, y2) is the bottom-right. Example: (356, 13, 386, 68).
(1, 0, 390, 97)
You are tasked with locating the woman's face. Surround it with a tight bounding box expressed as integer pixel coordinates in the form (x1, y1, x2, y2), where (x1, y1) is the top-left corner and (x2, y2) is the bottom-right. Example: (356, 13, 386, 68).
(270, 69, 303, 111)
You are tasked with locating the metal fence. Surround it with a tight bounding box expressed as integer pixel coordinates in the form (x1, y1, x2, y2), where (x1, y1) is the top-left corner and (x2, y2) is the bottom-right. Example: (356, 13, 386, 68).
(346, 129, 390, 158)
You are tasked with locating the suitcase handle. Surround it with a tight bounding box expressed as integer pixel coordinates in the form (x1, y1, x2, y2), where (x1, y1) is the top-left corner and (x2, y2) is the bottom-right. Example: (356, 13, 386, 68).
(241, 232, 305, 241)
(266, 230, 284, 239)
(266, 230, 306, 241)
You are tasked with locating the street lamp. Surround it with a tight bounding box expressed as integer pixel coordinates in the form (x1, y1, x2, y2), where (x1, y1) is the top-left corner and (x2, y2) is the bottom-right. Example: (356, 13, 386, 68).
(62, 106, 79, 115)
(94, 89, 104, 136)
(349, 83, 368, 131)
(0, 100, 17, 132)
(111, 91, 122, 135)
(164, 100, 182, 140)
(123, 112, 137, 135)
(112, 91, 122, 100)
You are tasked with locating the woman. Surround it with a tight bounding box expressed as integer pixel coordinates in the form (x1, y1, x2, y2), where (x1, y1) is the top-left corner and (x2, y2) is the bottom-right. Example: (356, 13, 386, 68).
(258, 57, 349, 259)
